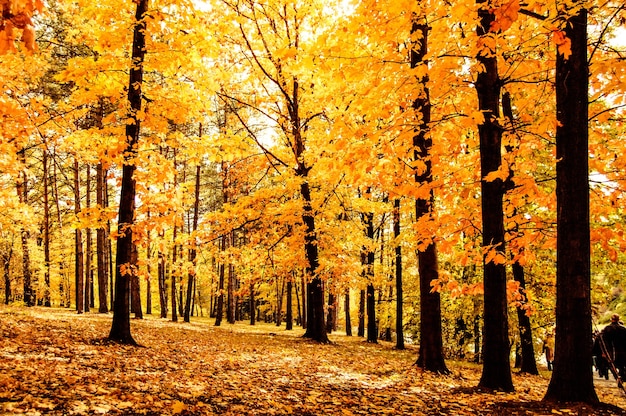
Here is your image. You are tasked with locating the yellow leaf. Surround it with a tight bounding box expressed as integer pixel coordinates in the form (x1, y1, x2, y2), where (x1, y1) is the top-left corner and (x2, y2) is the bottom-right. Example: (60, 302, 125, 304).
(172, 400, 186, 414)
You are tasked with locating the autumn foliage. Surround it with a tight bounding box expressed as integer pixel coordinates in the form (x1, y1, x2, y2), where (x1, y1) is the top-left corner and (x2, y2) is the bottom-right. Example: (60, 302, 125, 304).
(1, 0, 626, 411)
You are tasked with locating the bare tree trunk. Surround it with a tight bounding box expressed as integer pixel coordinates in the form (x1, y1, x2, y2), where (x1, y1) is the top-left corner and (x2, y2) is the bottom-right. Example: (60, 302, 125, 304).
(17, 149, 34, 307)
(85, 164, 92, 311)
(358, 287, 365, 337)
(184, 162, 201, 322)
(215, 235, 226, 326)
(286, 279, 293, 330)
(249, 282, 256, 325)
(42, 146, 51, 307)
(74, 158, 84, 315)
(544, 4, 598, 404)
(475, 0, 512, 390)
(108, 0, 148, 345)
(344, 289, 352, 336)
(96, 164, 109, 313)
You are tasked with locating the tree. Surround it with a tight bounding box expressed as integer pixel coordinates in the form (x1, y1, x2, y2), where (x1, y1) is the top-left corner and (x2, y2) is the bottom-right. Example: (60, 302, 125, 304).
(543, 3, 598, 404)
(108, 0, 149, 345)
(412, 12, 449, 375)
(475, 0, 513, 391)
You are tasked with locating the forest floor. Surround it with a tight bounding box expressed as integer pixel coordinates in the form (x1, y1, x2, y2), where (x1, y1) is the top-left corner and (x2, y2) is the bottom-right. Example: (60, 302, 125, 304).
(1, 306, 626, 416)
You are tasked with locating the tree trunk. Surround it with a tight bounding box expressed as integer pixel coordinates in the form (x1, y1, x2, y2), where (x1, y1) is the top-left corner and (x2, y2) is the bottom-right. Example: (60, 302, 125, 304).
(146, 215, 152, 315)
(301, 179, 329, 343)
(3, 245, 13, 304)
(345, 289, 352, 336)
(85, 164, 92, 311)
(393, 199, 404, 350)
(363, 212, 377, 344)
(17, 150, 34, 307)
(286, 280, 293, 330)
(131, 242, 142, 319)
(96, 163, 109, 313)
(358, 288, 365, 337)
(42, 147, 51, 307)
(544, 6, 598, 404)
(326, 290, 335, 334)
(74, 158, 84, 315)
(300, 277, 307, 329)
(228, 263, 236, 324)
(215, 236, 226, 326)
(295, 278, 302, 326)
(171, 224, 178, 323)
(249, 282, 256, 325)
(410, 19, 448, 373)
(158, 239, 168, 318)
(108, 0, 149, 345)
(184, 164, 201, 322)
(475, 1, 513, 391)
(500, 91, 539, 375)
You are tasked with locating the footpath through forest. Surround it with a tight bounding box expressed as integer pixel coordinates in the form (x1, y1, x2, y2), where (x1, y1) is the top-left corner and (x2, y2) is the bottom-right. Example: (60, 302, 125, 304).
(1, 306, 625, 416)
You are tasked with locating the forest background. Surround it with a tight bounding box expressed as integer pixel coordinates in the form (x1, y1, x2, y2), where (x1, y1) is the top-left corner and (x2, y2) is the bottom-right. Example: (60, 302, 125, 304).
(1, 0, 626, 408)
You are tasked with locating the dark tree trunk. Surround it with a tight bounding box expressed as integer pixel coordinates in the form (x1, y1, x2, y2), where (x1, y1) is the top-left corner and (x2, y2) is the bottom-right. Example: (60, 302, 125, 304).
(301, 180, 329, 343)
(171, 226, 178, 323)
(326, 290, 335, 334)
(544, 6, 598, 405)
(131, 243, 142, 319)
(300, 277, 307, 329)
(249, 282, 256, 325)
(512, 261, 539, 374)
(500, 91, 539, 375)
(295, 279, 302, 326)
(345, 289, 352, 336)
(215, 236, 226, 326)
(363, 212, 377, 344)
(475, 1, 513, 391)
(184, 164, 201, 322)
(358, 288, 365, 337)
(85, 164, 92, 312)
(286, 280, 293, 330)
(411, 19, 448, 372)
(96, 163, 109, 313)
(158, 239, 168, 319)
(393, 199, 404, 350)
(74, 159, 84, 315)
(42, 147, 51, 307)
(145, 216, 152, 315)
(108, 0, 148, 345)
(17, 150, 34, 307)
(228, 262, 236, 324)
(2, 244, 13, 304)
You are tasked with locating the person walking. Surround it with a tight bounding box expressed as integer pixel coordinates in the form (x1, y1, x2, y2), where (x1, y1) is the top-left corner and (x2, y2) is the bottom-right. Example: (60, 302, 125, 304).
(601, 313, 626, 380)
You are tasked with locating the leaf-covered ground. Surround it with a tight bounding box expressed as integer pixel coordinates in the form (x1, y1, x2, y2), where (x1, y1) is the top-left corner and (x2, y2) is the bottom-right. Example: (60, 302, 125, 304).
(1, 307, 625, 416)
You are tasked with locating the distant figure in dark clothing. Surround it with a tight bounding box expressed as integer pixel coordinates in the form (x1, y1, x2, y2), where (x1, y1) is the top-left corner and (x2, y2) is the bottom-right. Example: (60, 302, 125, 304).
(593, 330, 609, 379)
(601, 313, 626, 379)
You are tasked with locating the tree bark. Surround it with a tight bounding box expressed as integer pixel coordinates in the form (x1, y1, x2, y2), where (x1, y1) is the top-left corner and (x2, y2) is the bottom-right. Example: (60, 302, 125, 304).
(41, 146, 51, 306)
(85, 164, 92, 312)
(393, 199, 404, 350)
(410, 20, 448, 373)
(345, 289, 352, 336)
(543, 5, 598, 404)
(249, 282, 256, 325)
(475, 1, 513, 391)
(358, 287, 365, 337)
(74, 158, 84, 315)
(108, 0, 149, 345)
(301, 179, 329, 343)
(96, 164, 109, 313)
(286, 280, 293, 330)
(215, 235, 226, 326)
(17, 149, 34, 307)
(184, 164, 201, 322)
